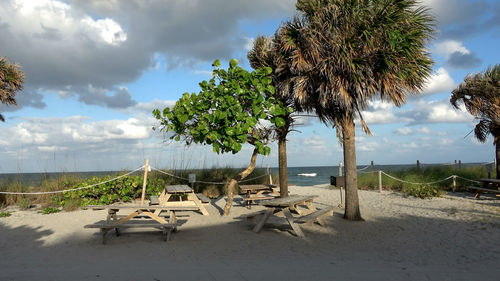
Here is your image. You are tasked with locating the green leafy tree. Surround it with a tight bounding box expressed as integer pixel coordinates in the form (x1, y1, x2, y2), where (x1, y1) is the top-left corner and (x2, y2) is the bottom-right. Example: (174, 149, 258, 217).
(248, 36, 296, 197)
(451, 65, 500, 178)
(0, 57, 24, 122)
(153, 59, 290, 215)
(277, 0, 435, 220)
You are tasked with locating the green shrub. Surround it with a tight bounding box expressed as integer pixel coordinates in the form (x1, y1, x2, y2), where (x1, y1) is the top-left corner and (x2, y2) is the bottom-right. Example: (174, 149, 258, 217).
(403, 185, 441, 199)
(0, 212, 11, 217)
(41, 207, 61, 214)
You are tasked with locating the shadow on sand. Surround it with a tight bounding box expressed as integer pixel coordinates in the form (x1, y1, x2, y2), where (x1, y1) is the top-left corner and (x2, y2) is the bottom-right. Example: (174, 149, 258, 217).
(0, 197, 499, 281)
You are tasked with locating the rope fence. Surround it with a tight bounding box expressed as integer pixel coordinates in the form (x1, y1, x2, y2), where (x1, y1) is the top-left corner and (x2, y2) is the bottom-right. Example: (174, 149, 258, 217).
(0, 165, 272, 195)
(0, 160, 491, 195)
(0, 166, 145, 195)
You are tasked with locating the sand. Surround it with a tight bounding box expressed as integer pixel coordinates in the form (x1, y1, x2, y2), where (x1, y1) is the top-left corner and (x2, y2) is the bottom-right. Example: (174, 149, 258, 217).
(1, 186, 499, 281)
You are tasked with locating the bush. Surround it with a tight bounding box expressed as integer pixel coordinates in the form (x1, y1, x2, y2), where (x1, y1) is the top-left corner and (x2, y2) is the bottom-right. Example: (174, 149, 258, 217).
(41, 207, 61, 214)
(403, 185, 441, 199)
(0, 212, 11, 217)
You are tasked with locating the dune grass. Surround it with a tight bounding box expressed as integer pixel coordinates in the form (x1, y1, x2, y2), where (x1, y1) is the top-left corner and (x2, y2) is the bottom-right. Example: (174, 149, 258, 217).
(357, 165, 494, 195)
(0, 167, 269, 209)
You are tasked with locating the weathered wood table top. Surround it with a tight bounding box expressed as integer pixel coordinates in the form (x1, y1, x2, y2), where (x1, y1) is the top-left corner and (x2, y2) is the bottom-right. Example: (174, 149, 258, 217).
(165, 184, 193, 193)
(260, 195, 317, 207)
(239, 184, 277, 192)
(479, 178, 500, 185)
(159, 185, 209, 216)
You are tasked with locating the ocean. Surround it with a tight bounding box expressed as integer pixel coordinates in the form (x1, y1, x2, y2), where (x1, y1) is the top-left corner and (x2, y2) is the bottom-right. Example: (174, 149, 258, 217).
(1, 163, 484, 188)
(272, 164, 416, 186)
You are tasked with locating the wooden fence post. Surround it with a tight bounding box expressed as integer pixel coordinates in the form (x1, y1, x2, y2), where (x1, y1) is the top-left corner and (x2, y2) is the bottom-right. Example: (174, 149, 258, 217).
(141, 159, 149, 206)
(339, 161, 343, 176)
(267, 165, 273, 185)
(452, 175, 456, 192)
(378, 170, 382, 193)
(371, 160, 374, 173)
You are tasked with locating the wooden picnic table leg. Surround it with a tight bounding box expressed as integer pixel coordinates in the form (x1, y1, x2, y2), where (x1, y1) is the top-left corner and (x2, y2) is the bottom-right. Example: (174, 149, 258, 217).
(187, 192, 209, 216)
(305, 199, 317, 212)
(253, 208, 275, 233)
(142, 211, 169, 224)
(283, 208, 305, 238)
(289, 203, 303, 215)
(116, 210, 141, 225)
(246, 190, 251, 208)
(169, 210, 178, 232)
(101, 228, 110, 244)
(154, 193, 173, 215)
(107, 209, 121, 236)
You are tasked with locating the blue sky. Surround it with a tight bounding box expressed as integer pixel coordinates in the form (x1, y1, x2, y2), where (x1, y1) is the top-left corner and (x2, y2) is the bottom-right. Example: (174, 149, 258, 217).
(0, 0, 498, 173)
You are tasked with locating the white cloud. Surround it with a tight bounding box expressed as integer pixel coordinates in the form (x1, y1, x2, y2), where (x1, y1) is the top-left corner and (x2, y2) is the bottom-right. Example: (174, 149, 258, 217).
(361, 101, 399, 124)
(81, 17, 127, 45)
(395, 127, 413, 135)
(433, 41, 481, 69)
(422, 67, 456, 95)
(435, 40, 470, 57)
(303, 136, 328, 150)
(398, 99, 474, 124)
(416, 127, 431, 134)
(6, 0, 126, 46)
(244, 37, 255, 52)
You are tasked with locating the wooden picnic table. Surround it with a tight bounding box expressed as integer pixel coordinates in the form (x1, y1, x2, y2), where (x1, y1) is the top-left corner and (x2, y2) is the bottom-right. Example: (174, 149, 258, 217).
(239, 184, 280, 207)
(84, 204, 199, 243)
(155, 184, 209, 216)
(469, 178, 500, 198)
(243, 195, 334, 238)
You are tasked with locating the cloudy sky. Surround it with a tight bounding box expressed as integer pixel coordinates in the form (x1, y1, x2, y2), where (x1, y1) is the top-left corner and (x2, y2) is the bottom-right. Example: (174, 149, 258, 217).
(0, 0, 499, 173)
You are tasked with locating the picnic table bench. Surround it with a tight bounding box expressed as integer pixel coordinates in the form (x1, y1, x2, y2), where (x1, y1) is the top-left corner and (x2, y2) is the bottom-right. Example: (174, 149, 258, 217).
(239, 184, 280, 208)
(468, 178, 500, 198)
(242, 195, 335, 238)
(84, 205, 199, 244)
(155, 185, 209, 216)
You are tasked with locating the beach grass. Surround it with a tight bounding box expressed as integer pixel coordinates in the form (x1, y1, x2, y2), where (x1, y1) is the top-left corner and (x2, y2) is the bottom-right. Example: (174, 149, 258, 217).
(0, 167, 269, 208)
(357, 165, 494, 193)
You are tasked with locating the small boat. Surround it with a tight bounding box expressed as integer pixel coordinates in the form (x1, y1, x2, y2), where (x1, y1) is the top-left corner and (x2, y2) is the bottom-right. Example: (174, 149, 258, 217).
(297, 173, 317, 177)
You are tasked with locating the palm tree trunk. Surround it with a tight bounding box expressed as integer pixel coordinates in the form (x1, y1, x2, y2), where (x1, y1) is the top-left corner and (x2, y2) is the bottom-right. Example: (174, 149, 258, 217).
(342, 119, 362, 221)
(278, 137, 288, 197)
(496, 136, 499, 179)
(223, 148, 259, 216)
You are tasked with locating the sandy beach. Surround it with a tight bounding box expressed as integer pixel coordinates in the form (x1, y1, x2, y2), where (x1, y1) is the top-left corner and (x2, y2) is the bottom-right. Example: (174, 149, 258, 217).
(1, 186, 499, 281)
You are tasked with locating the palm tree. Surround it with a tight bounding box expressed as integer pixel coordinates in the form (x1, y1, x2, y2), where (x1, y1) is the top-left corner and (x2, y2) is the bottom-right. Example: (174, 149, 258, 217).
(450, 65, 500, 178)
(0, 57, 24, 122)
(277, 0, 434, 220)
(248, 36, 296, 197)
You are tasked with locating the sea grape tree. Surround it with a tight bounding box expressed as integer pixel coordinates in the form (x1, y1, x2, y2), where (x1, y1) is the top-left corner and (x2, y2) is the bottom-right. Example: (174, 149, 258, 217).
(153, 59, 290, 215)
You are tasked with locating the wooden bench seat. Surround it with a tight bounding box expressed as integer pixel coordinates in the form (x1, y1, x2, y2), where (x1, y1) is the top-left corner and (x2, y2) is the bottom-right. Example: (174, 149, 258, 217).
(242, 196, 275, 201)
(294, 206, 335, 226)
(83, 205, 199, 211)
(84, 220, 177, 244)
(468, 186, 500, 198)
(149, 195, 160, 205)
(238, 210, 268, 219)
(195, 193, 210, 204)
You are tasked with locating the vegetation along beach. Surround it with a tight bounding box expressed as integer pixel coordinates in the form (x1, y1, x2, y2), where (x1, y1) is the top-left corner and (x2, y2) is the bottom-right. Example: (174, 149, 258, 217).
(1, 0, 499, 280)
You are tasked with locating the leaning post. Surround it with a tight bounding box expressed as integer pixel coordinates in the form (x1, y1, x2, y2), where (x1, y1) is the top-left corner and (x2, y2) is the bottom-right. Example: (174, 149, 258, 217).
(141, 159, 150, 206)
(267, 165, 273, 185)
(378, 170, 382, 193)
